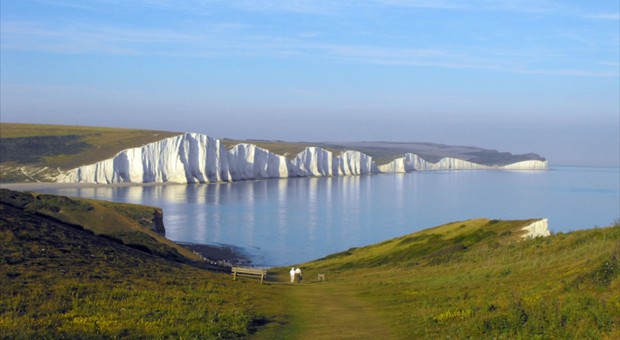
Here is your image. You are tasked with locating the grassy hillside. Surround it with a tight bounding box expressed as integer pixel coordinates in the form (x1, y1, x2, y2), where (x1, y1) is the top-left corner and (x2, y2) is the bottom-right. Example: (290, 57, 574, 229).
(0, 199, 273, 338)
(272, 218, 620, 338)
(1, 189, 617, 338)
(0, 123, 181, 182)
(0, 189, 200, 263)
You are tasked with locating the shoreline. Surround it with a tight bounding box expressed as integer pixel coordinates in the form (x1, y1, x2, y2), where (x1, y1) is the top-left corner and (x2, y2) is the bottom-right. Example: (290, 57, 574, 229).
(179, 242, 252, 268)
(6, 166, 613, 192)
(0, 161, 557, 192)
(0, 181, 193, 191)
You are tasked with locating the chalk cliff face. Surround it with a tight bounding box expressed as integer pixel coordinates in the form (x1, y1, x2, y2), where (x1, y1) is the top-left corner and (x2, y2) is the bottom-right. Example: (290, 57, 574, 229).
(228, 143, 292, 180)
(521, 219, 551, 238)
(60, 133, 232, 184)
(290, 148, 377, 177)
(292, 147, 333, 177)
(378, 153, 548, 173)
(333, 150, 377, 175)
(379, 153, 491, 173)
(58, 133, 548, 184)
(500, 160, 549, 170)
(377, 157, 405, 173)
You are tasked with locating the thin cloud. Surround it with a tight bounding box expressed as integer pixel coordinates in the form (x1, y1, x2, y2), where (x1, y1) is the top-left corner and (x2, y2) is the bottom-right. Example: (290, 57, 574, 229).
(1, 20, 202, 55)
(586, 13, 620, 21)
(3, 19, 617, 78)
(368, 0, 464, 10)
(3, 0, 617, 79)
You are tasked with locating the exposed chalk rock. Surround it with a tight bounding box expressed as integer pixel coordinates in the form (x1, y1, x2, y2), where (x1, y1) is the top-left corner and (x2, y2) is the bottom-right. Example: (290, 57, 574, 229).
(377, 158, 405, 173)
(521, 219, 551, 238)
(228, 143, 292, 180)
(291, 147, 333, 177)
(501, 160, 549, 170)
(378, 153, 547, 173)
(333, 150, 377, 176)
(57, 132, 548, 184)
(60, 133, 232, 184)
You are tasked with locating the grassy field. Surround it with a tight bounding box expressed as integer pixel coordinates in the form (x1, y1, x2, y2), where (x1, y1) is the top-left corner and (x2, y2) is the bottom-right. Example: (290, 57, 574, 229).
(0, 123, 181, 182)
(0, 203, 272, 338)
(269, 219, 620, 339)
(1, 189, 618, 338)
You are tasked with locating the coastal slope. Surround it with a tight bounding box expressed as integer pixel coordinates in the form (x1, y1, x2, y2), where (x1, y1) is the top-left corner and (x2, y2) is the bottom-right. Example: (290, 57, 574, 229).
(1, 188, 617, 338)
(279, 218, 619, 339)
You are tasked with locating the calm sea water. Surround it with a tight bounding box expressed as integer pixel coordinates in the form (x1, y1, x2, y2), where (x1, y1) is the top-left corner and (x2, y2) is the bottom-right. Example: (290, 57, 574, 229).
(21, 167, 620, 267)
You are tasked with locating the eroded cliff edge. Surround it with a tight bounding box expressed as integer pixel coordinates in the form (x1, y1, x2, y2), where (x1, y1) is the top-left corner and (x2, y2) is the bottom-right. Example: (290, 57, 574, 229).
(58, 133, 548, 184)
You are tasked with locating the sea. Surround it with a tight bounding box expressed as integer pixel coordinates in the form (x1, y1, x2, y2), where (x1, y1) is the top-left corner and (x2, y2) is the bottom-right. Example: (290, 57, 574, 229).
(8, 166, 620, 267)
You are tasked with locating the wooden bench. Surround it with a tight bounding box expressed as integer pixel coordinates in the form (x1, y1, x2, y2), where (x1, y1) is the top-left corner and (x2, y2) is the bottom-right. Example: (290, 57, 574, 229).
(231, 267, 267, 284)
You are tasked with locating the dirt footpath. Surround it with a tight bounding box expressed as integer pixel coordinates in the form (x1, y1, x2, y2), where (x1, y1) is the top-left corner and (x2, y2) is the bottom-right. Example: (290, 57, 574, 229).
(277, 281, 394, 339)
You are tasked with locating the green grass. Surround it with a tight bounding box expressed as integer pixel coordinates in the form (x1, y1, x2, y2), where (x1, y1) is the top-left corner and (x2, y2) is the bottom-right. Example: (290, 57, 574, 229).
(0, 123, 181, 182)
(0, 189, 200, 262)
(0, 198, 275, 338)
(282, 219, 620, 339)
(1, 188, 618, 338)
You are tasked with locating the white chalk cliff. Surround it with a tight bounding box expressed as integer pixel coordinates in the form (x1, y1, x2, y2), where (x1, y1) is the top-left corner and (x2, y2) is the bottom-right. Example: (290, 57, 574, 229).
(292, 147, 333, 177)
(290, 148, 378, 177)
(58, 133, 548, 184)
(377, 153, 547, 173)
(333, 150, 377, 176)
(60, 133, 231, 184)
(521, 219, 551, 238)
(228, 143, 292, 180)
(500, 160, 549, 170)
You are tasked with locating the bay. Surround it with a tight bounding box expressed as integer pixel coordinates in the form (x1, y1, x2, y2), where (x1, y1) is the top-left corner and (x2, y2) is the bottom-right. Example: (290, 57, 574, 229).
(14, 166, 620, 267)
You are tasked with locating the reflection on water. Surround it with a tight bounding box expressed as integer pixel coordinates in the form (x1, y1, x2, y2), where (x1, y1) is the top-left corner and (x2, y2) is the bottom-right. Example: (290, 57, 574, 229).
(25, 167, 620, 267)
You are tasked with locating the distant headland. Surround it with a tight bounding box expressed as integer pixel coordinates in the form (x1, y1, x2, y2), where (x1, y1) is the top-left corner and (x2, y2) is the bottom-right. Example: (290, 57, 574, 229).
(0, 123, 547, 184)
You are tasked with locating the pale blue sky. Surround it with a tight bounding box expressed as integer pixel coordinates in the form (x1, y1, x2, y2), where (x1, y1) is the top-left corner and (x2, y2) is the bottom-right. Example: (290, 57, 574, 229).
(1, 0, 619, 166)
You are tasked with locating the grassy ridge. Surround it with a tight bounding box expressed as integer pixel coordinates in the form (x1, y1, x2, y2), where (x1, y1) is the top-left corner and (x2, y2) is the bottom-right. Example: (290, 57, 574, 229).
(312, 219, 535, 269)
(291, 219, 620, 338)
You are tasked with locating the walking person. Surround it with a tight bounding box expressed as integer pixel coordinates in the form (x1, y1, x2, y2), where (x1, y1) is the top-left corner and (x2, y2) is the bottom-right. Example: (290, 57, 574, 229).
(295, 268, 302, 283)
(289, 268, 296, 283)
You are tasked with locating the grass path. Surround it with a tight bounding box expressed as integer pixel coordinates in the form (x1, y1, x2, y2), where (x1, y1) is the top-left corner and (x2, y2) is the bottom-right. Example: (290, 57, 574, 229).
(255, 278, 394, 339)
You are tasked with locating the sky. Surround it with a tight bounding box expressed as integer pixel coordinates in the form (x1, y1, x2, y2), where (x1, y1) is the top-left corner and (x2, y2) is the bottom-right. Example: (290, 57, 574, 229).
(1, 1, 619, 167)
